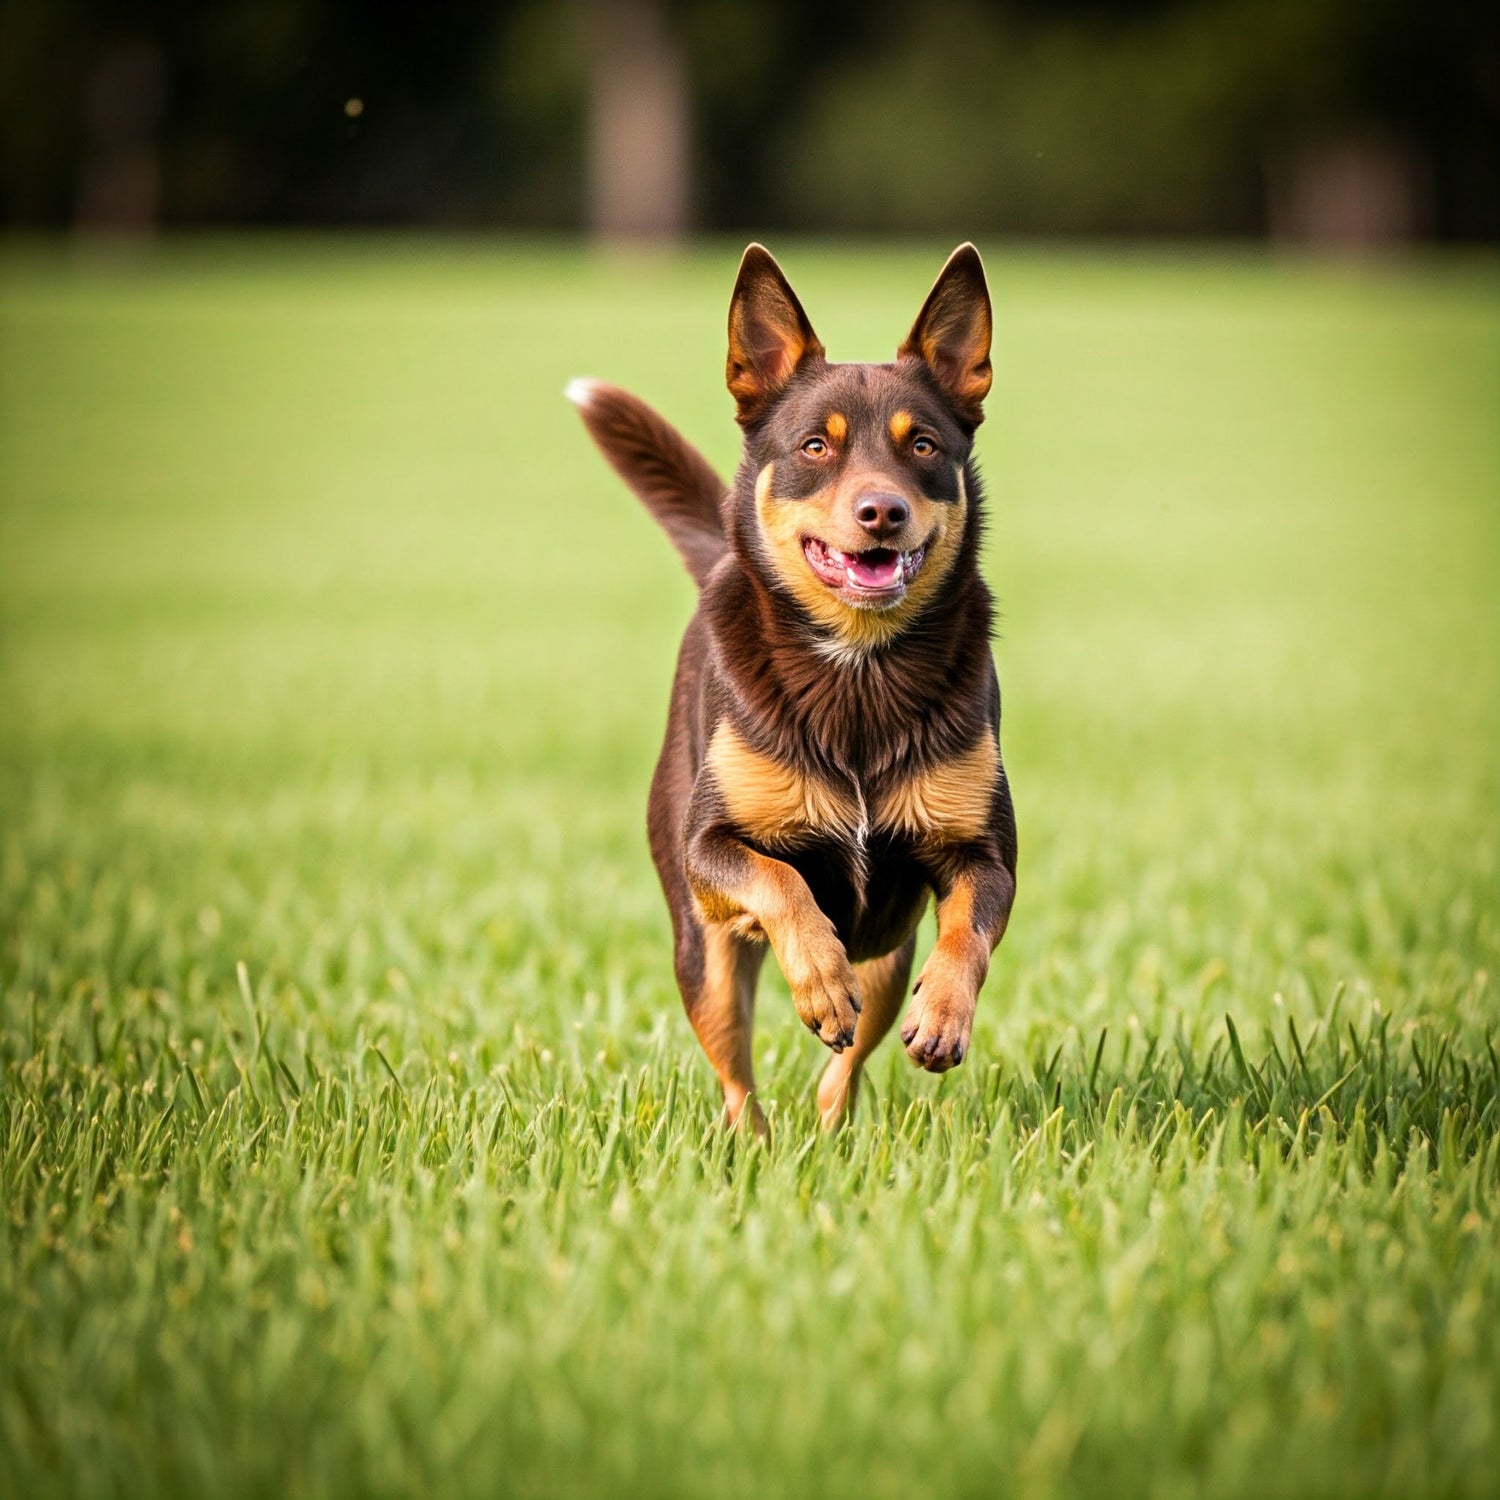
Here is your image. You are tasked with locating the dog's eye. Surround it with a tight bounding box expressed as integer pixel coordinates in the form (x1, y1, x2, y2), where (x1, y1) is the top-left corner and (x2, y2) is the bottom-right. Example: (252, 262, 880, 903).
(801, 436, 830, 458)
(912, 436, 938, 458)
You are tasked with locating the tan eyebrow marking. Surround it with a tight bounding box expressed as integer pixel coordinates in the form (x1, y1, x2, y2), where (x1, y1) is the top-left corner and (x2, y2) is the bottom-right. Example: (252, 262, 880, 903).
(825, 412, 847, 444)
(889, 411, 913, 444)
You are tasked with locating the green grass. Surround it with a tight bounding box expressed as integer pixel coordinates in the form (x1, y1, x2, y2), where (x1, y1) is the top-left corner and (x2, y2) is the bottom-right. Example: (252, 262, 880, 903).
(1, 237, 1497, 1499)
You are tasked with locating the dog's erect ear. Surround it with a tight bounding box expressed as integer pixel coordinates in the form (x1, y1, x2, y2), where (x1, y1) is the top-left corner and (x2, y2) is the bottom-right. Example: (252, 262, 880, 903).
(899, 243, 992, 427)
(726, 244, 824, 425)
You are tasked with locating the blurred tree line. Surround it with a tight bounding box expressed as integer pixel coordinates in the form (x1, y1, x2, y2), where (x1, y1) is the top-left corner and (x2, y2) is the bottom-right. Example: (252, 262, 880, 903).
(1, 0, 1494, 240)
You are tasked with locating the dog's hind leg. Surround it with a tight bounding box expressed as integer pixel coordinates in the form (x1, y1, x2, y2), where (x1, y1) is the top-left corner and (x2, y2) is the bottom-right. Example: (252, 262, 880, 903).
(816, 934, 916, 1130)
(679, 921, 769, 1135)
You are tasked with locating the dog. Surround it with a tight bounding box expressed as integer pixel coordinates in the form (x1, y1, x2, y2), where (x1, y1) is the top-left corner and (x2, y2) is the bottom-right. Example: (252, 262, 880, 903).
(568, 244, 1016, 1133)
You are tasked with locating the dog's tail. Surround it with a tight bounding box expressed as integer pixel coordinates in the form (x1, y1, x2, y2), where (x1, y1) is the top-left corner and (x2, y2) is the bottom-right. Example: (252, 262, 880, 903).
(566, 379, 727, 586)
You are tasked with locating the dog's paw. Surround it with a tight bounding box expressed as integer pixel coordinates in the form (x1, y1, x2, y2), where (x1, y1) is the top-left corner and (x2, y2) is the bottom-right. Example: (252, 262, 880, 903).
(783, 919, 861, 1052)
(899, 953, 976, 1073)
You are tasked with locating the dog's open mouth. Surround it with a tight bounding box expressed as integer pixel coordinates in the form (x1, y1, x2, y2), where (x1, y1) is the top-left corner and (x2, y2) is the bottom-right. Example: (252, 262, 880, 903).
(802, 537, 926, 602)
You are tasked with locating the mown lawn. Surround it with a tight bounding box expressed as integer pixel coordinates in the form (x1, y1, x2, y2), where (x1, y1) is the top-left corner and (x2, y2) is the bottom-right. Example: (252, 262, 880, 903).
(1, 238, 1497, 1499)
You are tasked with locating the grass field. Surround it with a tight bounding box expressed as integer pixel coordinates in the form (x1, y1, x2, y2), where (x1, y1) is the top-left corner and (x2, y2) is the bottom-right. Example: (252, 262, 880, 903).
(1, 238, 1497, 1499)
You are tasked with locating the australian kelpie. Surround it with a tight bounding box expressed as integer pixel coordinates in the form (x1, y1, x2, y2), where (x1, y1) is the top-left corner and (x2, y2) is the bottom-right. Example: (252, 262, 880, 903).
(569, 244, 1016, 1132)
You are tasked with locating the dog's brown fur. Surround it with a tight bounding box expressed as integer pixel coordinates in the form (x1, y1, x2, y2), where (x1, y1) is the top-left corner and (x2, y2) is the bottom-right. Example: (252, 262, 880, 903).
(570, 244, 1016, 1132)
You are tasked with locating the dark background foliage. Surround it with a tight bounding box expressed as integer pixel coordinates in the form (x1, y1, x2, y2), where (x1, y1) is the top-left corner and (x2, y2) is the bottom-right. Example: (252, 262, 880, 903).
(1, 0, 1495, 237)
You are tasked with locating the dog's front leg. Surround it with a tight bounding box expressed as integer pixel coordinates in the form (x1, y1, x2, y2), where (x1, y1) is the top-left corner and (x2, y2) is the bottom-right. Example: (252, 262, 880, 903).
(685, 819, 861, 1053)
(900, 854, 1015, 1073)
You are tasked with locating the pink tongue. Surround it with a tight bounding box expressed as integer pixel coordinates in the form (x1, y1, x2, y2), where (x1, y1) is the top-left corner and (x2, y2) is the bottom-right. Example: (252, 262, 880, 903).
(846, 550, 901, 588)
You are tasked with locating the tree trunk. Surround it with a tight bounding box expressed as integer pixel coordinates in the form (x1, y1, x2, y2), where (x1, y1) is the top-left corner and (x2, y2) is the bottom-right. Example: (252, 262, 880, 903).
(583, 0, 690, 240)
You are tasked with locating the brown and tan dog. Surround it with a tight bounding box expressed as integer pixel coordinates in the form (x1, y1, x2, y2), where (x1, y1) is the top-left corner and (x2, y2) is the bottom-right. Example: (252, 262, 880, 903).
(569, 244, 1016, 1132)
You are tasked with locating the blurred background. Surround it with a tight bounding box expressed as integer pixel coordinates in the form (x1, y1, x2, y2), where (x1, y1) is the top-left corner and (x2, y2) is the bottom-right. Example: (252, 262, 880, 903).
(2, 0, 1495, 245)
(2, 7, 1499, 1495)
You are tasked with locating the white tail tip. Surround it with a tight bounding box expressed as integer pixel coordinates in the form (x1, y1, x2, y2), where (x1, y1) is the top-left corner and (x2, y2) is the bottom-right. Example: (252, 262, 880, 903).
(564, 377, 600, 408)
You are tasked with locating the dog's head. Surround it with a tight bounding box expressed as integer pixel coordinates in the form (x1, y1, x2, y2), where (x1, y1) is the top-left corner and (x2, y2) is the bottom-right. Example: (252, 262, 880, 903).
(725, 244, 992, 655)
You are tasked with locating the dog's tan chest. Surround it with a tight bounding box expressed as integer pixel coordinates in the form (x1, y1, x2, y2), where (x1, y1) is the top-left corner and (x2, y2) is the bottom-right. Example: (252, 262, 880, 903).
(705, 722, 864, 847)
(874, 736, 998, 843)
(706, 721, 996, 850)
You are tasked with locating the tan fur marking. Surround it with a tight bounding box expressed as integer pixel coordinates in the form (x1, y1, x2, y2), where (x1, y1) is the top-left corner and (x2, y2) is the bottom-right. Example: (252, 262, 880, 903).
(931, 874, 991, 989)
(938, 876, 976, 938)
(688, 837, 861, 1052)
(692, 848, 795, 930)
(876, 734, 998, 842)
(817, 936, 918, 1128)
(754, 462, 776, 507)
(898, 868, 991, 1073)
(889, 410, 912, 444)
(825, 412, 847, 444)
(689, 925, 765, 1131)
(706, 720, 862, 848)
(754, 466, 971, 657)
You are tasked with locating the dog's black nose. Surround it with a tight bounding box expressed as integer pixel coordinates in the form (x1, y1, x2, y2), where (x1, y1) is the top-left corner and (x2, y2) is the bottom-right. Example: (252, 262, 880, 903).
(854, 492, 909, 539)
